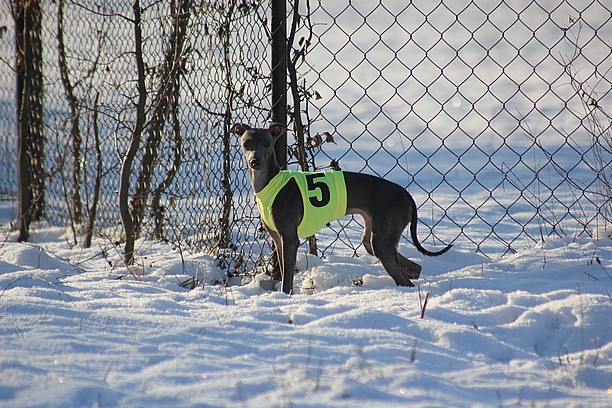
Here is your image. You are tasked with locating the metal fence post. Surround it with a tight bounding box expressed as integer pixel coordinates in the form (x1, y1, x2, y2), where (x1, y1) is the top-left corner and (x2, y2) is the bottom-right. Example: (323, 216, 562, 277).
(271, 0, 287, 169)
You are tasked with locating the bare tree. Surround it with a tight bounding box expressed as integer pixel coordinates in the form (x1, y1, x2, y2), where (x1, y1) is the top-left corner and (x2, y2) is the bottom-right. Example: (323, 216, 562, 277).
(14, 0, 45, 241)
(218, 0, 238, 250)
(57, 0, 82, 224)
(286, 0, 328, 255)
(150, 91, 182, 240)
(132, 0, 192, 240)
(83, 93, 102, 248)
(119, 0, 147, 265)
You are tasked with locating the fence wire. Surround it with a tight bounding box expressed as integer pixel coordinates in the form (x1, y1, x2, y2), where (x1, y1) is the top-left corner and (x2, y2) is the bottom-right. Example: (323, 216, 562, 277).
(1, 0, 272, 273)
(0, 0, 610, 275)
(292, 0, 611, 256)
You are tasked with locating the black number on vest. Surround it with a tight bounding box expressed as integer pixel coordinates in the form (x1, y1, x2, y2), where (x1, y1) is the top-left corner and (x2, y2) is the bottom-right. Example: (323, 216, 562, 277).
(306, 173, 331, 207)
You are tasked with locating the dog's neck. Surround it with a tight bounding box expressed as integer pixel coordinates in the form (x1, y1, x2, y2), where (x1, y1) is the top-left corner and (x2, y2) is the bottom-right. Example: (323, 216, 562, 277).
(250, 158, 281, 194)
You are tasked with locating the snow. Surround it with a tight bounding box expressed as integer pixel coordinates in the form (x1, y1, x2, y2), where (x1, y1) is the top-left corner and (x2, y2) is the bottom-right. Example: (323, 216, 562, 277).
(0, 201, 610, 407)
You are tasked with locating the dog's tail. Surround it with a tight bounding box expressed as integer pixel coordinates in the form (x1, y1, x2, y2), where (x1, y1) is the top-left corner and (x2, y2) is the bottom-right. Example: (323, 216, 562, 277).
(409, 195, 452, 257)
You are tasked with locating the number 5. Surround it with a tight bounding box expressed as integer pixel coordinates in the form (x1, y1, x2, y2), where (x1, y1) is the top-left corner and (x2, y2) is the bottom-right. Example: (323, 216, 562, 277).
(305, 173, 331, 208)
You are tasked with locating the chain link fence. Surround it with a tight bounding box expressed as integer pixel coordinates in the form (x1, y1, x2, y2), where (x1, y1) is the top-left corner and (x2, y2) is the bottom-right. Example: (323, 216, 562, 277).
(292, 0, 611, 256)
(1, 0, 272, 272)
(1, 0, 610, 275)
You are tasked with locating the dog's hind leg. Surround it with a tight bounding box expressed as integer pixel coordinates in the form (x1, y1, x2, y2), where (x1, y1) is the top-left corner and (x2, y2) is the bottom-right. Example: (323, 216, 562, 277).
(356, 208, 421, 285)
(370, 230, 415, 287)
(368, 206, 417, 287)
(398, 253, 422, 279)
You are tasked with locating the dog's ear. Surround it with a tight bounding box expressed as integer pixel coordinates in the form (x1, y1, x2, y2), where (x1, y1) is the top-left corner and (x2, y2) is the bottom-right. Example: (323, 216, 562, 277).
(232, 123, 251, 136)
(268, 123, 286, 139)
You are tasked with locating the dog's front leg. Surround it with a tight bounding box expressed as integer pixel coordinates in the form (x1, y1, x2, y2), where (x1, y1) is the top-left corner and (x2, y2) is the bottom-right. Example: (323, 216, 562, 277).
(279, 233, 299, 294)
(269, 179, 303, 294)
(268, 229, 299, 294)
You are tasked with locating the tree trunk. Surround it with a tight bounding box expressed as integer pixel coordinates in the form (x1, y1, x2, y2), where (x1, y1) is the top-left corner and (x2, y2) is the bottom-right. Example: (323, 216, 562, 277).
(132, 0, 191, 239)
(57, 0, 82, 224)
(83, 93, 102, 248)
(14, 0, 45, 241)
(119, 0, 147, 265)
(152, 82, 183, 240)
(218, 2, 236, 249)
(287, 0, 317, 255)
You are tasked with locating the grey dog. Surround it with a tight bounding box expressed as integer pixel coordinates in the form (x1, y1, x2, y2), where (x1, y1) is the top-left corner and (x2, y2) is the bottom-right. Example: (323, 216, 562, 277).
(234, 123, 452, 294)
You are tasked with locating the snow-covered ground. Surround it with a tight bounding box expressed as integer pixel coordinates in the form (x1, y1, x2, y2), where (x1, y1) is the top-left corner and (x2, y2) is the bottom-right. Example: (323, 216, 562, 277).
(0, 200, 610, 407)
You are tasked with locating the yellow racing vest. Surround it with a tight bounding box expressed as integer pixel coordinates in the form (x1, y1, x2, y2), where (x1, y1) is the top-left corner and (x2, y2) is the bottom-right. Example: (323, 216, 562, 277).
(255, 170, 347, 238)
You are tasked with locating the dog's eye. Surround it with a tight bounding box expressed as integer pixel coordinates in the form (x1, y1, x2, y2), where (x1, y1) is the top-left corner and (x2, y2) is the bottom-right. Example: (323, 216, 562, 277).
(243, 140, 252, 149)
(263, 140, 271, 147)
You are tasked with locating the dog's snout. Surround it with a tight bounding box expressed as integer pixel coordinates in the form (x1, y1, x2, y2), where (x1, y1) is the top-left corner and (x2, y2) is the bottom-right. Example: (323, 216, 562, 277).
(250, 158, 260, 169)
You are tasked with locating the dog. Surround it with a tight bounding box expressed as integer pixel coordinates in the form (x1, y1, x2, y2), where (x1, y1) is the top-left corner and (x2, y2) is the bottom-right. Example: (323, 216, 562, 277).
(234, 123, 452, 294)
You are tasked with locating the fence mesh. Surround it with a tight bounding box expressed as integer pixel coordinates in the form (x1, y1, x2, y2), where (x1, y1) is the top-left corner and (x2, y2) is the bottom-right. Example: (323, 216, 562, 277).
(1, 0, 272, 273)
(0, 0, 610, 275)
(292, 0, 611, 256)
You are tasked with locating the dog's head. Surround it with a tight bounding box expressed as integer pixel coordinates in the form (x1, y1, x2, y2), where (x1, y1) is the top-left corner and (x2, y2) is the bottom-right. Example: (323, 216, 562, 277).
(232, 123, 286, 171)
